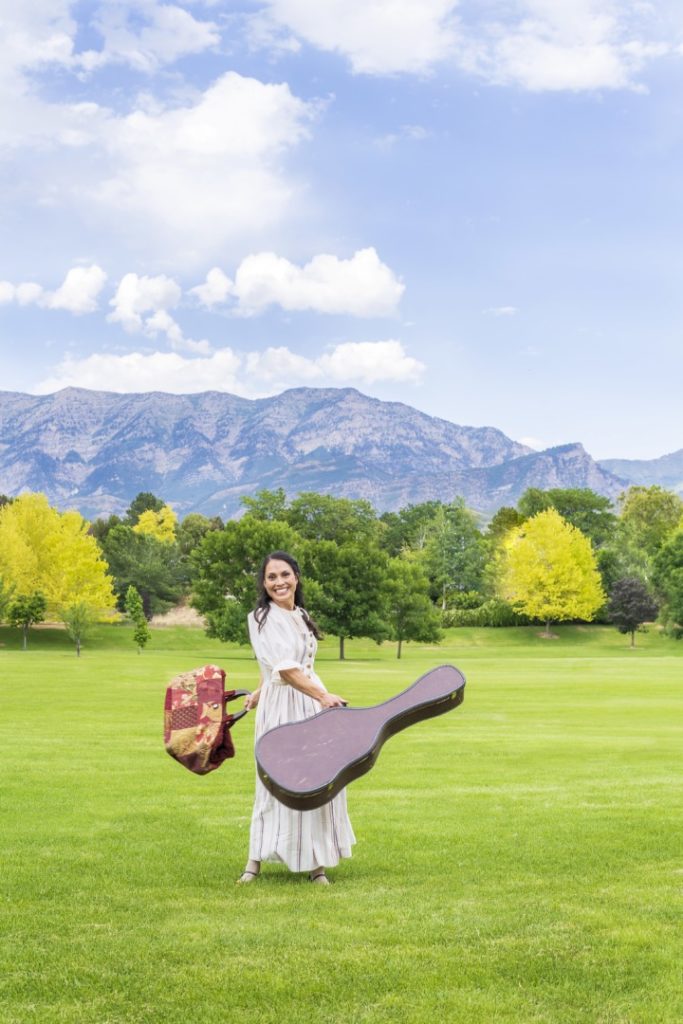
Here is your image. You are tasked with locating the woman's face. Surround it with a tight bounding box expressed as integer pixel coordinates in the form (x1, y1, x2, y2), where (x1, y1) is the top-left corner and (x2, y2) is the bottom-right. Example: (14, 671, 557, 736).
(263, 558, 298, 609)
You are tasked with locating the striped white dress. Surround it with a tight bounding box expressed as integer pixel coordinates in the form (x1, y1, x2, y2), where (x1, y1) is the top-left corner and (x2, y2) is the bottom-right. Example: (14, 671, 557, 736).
(247, 604, 355, 872)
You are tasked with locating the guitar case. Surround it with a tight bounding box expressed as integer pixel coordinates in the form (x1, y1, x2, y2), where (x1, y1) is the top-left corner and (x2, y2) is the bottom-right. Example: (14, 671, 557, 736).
(255, 664, 465, 811)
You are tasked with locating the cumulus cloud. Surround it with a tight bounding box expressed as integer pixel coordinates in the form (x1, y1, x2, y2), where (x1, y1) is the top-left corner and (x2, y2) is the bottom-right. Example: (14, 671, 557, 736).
(35, 340, 425, 395)
(192, 247, 404, 316)
(189, 268, 234, 308)
(83, 2, 220, 73)
(108, 273, 181, 333)
(36, 349, 243, 396)
(46, 265, 108, 313)
(261, 0, 460, 75)
(0, 265, 106, 313)
(458, 0, 670, 92)
(257, 0, 672, 91)
(107, 272, 210, 354)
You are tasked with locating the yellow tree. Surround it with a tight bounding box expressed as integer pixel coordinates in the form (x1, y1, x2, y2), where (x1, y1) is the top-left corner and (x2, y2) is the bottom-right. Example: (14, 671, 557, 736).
(499, 508, 605, 636)
(0, 493, 116, 623)
(133, 504, 178, 544)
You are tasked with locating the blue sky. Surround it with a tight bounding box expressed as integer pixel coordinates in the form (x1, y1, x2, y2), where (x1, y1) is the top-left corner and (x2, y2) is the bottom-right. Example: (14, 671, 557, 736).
(1, 1, 682, 460)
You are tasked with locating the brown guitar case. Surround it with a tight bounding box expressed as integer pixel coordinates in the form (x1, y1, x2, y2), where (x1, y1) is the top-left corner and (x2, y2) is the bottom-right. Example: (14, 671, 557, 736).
(255, 664, 465, 811)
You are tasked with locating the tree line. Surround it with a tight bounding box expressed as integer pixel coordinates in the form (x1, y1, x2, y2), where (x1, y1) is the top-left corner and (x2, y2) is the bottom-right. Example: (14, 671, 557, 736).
(0, 483, 681, 654)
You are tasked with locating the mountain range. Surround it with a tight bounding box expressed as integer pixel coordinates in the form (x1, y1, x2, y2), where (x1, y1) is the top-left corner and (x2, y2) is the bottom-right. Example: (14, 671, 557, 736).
(0, 386, 676, 520)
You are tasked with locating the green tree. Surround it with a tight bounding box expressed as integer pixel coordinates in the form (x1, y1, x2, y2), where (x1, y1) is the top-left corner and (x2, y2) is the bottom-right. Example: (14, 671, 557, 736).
(8, 591, 47, 650)
(423, 499, 487, 610)
(486, 506, 524, 544)
(101, 525, 185, 617)
(606, 577, 658, 648)
(190, 518, 301, 643)
(176, 513, 217, 557)
(385, 558, 442, 658)
(286, 493, 380, 546)
(240, 488, 288, 521)
(378, 501, 442, 556)
(125, 492, 165, 526)
(125, 585, 151, 653)
(619, 486, 683, 558)
(652, 532, 683, 638)
(303, 541, 390, 660)
(518, 488, 616, 547)
(61, 601, 96, 657)
(499, 508, 605, 636)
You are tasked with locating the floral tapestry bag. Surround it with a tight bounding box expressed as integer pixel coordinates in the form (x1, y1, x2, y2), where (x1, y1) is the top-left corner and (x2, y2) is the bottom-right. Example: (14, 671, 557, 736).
(164, 664, 250, 775)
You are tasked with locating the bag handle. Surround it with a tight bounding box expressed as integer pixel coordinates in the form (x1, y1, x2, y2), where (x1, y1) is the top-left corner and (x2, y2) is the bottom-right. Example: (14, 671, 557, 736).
(224, 689, 251, 726)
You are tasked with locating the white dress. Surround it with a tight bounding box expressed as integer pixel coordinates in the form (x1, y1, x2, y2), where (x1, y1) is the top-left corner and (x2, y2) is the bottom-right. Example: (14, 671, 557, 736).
(247, 603, 355, 872)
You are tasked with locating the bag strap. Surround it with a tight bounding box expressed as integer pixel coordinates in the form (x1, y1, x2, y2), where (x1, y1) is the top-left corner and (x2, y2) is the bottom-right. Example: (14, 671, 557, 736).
(224, 689, 251, 726)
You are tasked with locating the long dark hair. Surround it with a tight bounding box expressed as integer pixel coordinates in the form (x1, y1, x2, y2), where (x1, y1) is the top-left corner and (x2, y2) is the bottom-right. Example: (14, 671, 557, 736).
(253, 550, 321, 638)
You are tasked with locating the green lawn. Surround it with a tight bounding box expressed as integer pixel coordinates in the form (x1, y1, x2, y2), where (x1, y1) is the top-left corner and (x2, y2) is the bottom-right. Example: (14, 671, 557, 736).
(0, 624, 681, 1024)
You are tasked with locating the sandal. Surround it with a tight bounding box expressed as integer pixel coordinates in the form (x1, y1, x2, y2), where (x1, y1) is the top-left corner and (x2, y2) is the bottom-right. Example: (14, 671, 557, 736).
(309, 870, 330, 885)
(236, 869, 260, 884)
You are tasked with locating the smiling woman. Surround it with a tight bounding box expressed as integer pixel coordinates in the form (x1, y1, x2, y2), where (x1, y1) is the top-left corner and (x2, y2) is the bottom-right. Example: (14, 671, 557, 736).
(238, 550, 354, 886)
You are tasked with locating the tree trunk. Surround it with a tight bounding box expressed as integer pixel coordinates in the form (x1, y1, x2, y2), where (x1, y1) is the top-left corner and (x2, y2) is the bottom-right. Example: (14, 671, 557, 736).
(441, 584, 447, 612)
(544, 618, 551, 637)
(397, 638, 402, 659)
(630, 630, 635, 648)
(76, 638, 81, 657)
(22, 624, 28, 651)
(339, 635, 345, 660)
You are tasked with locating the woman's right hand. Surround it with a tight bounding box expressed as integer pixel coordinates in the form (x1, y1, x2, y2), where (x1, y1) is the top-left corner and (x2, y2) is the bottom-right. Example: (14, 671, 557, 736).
(317, 692, 347, 709)
(244, 688, 261, 711)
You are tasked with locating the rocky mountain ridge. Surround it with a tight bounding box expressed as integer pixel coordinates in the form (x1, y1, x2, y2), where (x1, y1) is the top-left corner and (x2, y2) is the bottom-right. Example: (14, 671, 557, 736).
(0, 386, 634, 519)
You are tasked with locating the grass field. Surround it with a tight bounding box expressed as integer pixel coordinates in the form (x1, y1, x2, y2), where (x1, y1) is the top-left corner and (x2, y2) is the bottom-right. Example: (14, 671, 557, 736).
(0, 623, 681, 1024)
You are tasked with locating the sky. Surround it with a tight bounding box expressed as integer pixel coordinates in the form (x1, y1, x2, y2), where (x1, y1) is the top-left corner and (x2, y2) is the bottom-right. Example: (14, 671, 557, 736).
(1, 0, 682, 461)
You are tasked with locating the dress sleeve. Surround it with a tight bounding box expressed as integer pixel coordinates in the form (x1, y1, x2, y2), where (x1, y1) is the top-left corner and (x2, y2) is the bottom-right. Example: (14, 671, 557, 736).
(248, 609, 301, 675)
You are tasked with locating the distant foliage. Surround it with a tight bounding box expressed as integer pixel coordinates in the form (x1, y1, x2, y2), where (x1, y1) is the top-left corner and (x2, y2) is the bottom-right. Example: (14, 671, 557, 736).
(652, 532, 683, 638)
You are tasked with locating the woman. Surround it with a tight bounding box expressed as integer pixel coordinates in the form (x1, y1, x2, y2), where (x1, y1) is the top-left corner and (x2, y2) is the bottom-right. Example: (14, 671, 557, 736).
(238, 551, 355, 885)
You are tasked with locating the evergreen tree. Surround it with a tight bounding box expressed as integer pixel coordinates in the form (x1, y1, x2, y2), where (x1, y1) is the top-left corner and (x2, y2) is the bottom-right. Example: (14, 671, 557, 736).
(125, 585, 151, 653)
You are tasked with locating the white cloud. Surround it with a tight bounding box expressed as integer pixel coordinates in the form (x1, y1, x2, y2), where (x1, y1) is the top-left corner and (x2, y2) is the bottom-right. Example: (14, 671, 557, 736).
(317, 340, 424, 383)
(262, 0, 460, 75)
(190, 268, 234, 308)
(0, 265, 106, 313)
(35, 340, 425, 394)
(92, 72, 317, 263)
(460, 0, 670, 92)
(16, 282, 44, 306)
(484, 305, 518, 316)
(0, 44, 317, 267)
(108, 273, 182, 333)
(107, 272, 209, 353)
(258, 0, 672, 91)
(45, 265, 108, 313)
(84, 2, 220, 73)
(230, 247, 404, 316)
(36, 349, 243, 396)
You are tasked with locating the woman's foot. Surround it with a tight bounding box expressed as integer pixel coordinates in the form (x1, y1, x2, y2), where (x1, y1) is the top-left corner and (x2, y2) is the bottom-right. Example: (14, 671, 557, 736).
(236, 870, 259, 884)
(309, 870, 330, 885)
(236, 859, 261, 884)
